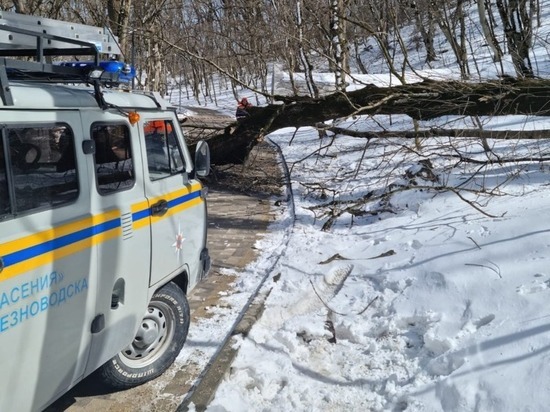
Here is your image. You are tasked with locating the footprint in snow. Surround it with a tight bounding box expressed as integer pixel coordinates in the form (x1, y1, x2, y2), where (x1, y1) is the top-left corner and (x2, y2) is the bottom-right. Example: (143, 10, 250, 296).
(408, 239, 423, 250)
(428, 314, 496, 377)
(261, 264, 354, 332)
(478, 225, 490, 238)
(516, 277, 550, 294)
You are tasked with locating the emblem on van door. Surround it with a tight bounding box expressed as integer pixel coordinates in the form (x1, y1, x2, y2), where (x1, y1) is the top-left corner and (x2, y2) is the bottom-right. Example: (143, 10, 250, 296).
(172, 223, 185, 256)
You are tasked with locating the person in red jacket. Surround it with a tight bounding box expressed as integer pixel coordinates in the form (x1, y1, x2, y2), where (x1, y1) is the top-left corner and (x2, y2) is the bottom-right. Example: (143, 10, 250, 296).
(236, 97, 252, 122)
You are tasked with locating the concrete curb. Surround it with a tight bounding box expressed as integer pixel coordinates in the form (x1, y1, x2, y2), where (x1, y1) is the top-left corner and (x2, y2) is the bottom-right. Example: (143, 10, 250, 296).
(179, 289, 271, 411)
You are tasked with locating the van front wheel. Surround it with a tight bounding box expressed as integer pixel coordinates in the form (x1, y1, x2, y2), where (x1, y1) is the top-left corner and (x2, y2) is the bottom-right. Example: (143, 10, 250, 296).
(98, 282, 190, 389)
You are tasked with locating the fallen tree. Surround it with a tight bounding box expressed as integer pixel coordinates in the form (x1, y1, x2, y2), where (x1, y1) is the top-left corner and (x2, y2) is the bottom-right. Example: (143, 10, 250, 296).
(190, 78, 550, 165)
(324, 127, 550, 140)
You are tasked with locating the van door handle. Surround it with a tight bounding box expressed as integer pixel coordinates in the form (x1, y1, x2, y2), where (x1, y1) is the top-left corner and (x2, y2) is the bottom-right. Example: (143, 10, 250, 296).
(151, 199, 168, 216)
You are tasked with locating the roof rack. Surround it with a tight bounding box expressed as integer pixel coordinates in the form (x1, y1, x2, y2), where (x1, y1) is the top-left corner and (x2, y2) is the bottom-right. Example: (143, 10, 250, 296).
(0, 11, 128, 107)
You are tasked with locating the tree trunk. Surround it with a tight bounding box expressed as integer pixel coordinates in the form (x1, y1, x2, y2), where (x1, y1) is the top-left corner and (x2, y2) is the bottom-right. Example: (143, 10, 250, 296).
(496, 0, 534, 77)
(296, 1, 319, 98)
(410, 1, 437, 64)
(107, 0, 132, 57)
(431, 0, 470, 79)
(478, 0, 504, 62)
(330, 0, 348, 91)
(194, 78, 550, 165)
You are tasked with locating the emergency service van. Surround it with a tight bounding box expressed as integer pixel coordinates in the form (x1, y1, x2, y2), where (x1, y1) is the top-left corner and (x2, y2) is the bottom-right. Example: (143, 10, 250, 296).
(0, 11, 211, 412)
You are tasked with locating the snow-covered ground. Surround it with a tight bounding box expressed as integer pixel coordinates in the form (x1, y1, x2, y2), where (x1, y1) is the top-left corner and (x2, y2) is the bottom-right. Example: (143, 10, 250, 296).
(172, 110, 550, 411)
(169, 4, 550, 410)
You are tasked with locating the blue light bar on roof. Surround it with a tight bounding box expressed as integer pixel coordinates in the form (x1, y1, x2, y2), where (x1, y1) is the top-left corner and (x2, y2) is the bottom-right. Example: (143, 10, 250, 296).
(59, 60, 136, 83)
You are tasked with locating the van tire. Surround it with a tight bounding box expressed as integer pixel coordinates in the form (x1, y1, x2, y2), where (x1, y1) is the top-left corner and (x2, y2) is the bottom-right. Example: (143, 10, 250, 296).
(98, 282, 190, 389)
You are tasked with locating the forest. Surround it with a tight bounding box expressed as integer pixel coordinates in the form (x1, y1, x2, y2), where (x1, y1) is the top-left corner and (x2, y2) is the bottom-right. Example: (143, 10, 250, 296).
(1, 1, 541, 96)
(2, 0, 548, 163)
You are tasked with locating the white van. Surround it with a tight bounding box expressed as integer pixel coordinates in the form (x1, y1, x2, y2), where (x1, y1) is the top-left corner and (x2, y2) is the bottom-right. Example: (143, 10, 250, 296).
(0, 12, 211, 412)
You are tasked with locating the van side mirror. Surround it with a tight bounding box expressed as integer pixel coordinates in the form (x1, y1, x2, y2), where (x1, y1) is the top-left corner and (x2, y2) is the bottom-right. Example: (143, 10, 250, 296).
(194, 140, 210, 177)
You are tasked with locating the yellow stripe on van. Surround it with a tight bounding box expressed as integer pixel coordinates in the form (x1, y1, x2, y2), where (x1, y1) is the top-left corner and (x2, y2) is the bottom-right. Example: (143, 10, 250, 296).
(131, 183, 204, 229)
(1, 184, 204, 282)
(0, 210, 121, 282)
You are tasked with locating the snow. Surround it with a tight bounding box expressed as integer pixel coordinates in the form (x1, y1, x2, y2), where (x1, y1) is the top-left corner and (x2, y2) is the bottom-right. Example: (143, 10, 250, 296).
(174, 114, 550, 411)
(170, 5, 550, 411)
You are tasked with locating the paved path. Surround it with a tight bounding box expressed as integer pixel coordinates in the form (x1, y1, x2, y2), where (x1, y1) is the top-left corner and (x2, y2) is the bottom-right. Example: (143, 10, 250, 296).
(46, 143, 281, 412)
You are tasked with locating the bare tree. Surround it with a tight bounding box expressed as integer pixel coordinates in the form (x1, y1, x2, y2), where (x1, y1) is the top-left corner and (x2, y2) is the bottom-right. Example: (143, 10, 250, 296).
(296, 0, 319, 97)
(430, 0, 470, 79)
(495, 0, 535, 78)
(410, 0, 437, 64)
(107, 0, 132, 57)
(345, 11, 407, 85)
(477, 0, 504, 63)
(329, 0, 350, 91)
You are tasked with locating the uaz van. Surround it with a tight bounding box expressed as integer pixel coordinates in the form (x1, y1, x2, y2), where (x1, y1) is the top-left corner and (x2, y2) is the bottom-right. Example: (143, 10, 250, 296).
(0, 11, 211, 411)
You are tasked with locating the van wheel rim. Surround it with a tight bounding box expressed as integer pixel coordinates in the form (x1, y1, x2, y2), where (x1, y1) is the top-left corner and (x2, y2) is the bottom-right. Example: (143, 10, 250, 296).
(120, 301, 174, 367)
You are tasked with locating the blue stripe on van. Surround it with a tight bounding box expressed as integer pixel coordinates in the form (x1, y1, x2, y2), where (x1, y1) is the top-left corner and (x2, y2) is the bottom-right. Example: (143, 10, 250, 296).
(2, 218, 120, 268)
(132, 190, 201, 222)
(168, 190, 200, 208)
(132, 208, 151, 222)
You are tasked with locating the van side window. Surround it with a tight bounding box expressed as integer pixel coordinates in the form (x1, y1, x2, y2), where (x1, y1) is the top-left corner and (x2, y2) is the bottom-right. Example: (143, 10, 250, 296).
(3, 125, 78, 216)
(91, 124, 134, 195)
(0, 136, 9, 217)
(144, 120, 185, 181)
